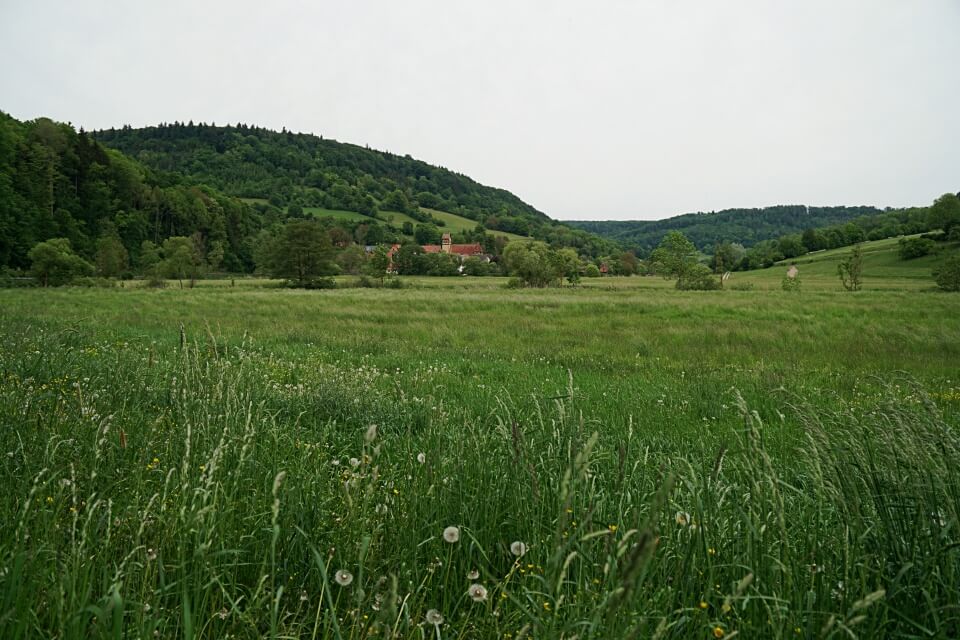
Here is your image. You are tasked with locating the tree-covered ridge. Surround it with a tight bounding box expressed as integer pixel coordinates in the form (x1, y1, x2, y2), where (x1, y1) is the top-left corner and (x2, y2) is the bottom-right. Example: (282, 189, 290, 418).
(568, 205, 885, 255)
(0, 112, 624, 278)
(93, 122, 550, 235)
(0, 112, 265, 271)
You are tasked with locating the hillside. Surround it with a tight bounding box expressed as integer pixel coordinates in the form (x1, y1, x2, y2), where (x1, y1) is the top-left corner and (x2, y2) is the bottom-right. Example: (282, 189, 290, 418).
(569, 205, 885, 255)
(94, 122, 550, 236)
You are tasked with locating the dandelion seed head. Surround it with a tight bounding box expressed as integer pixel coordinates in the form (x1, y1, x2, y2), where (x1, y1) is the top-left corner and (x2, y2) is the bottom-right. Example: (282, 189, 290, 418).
(467, 569, 479, 580)
(442, 526, 460, 543)
(510, 541, 528, 557)
(425, 609, 444, 626)
(335, 569, 354, 586)
(417, 452, 426, 464)
(468, 583, 488, 602)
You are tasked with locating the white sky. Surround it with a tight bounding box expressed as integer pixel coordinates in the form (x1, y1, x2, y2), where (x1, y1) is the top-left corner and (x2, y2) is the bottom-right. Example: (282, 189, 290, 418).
(1, 0, 958, 220)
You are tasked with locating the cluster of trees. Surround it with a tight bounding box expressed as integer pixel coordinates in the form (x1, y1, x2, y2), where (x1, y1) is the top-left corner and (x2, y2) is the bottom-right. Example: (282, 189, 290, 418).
(501, 242, 583, 287)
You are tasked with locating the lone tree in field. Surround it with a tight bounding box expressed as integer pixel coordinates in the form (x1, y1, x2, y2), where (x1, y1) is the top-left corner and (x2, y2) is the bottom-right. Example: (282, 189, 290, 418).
(837, 244, 864, 291)
(260, 220, 336, 286)
(650, 231, 697, 280)
(28, 238, 94, 286)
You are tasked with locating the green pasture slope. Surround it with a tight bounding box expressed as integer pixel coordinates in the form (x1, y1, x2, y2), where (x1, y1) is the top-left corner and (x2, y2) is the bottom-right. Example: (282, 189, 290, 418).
(298, 205, 531, 241)
(768, 234, 955, 288)
(1, 253, 959, 638)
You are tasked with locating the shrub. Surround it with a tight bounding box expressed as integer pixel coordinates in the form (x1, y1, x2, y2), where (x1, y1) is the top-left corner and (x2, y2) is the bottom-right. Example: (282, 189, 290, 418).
(934, 253, 960, 291)
(676, 264, 720, 290)
(898, 237, 936, 260)
(781, 276, 801, 292)
(584, 264, 601, 278)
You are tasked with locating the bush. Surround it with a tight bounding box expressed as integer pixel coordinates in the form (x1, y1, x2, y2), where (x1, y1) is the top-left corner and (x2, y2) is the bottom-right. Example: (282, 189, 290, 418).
(504, 277, 523, 289)
(584, 264, 601, 278)
(781, 276, 801, 292)
(676, 264, 720, 290)
(899, 237, 936, 260)
(934, 253, 960, 291)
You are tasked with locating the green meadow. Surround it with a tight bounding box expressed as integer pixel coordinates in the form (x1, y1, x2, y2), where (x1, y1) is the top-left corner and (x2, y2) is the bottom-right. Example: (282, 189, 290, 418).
(1, 247, 959, 638)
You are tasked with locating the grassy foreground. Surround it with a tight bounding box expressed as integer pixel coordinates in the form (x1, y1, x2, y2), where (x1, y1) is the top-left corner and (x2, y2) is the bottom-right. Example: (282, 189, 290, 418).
(1, 276, 959, 639)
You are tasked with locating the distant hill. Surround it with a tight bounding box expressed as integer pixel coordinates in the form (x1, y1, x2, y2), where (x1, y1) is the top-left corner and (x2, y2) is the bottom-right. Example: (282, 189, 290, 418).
(93, 122, 621, 258)
(94, 122, 550, 237)
(568, 205, 885, 255)
(0, 112, 622, 272)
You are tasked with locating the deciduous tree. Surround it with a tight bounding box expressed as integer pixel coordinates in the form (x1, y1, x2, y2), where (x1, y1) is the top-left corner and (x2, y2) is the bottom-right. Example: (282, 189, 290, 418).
(28, 237, 93, 286)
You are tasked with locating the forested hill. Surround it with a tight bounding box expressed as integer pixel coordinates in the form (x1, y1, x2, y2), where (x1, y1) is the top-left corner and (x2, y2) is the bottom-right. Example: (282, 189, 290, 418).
(94, 122, 549, 236)
(0, 112, 265, 271)
(569, 205, 885, 255)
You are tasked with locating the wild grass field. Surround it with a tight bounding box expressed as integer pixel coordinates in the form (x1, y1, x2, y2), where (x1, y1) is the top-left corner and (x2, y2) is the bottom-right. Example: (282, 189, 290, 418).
(1, 261, 959, 638)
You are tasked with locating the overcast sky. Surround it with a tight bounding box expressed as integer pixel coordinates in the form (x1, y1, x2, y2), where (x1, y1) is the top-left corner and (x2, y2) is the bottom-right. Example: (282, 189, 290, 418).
(1, 1, 957, 221)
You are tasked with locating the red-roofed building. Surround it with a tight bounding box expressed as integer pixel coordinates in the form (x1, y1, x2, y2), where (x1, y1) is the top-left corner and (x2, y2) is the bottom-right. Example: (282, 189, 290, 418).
(423, 233, 486, 260)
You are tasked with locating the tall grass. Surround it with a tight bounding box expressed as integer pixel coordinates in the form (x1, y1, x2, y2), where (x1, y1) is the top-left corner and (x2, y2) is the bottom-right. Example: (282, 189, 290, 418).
(1, 311, 957, 638)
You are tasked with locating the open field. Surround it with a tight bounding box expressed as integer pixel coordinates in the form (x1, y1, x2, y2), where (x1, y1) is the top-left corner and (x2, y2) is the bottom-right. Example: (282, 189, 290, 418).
(772, 235, 957, 289)
(2, 266, 959, 638)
